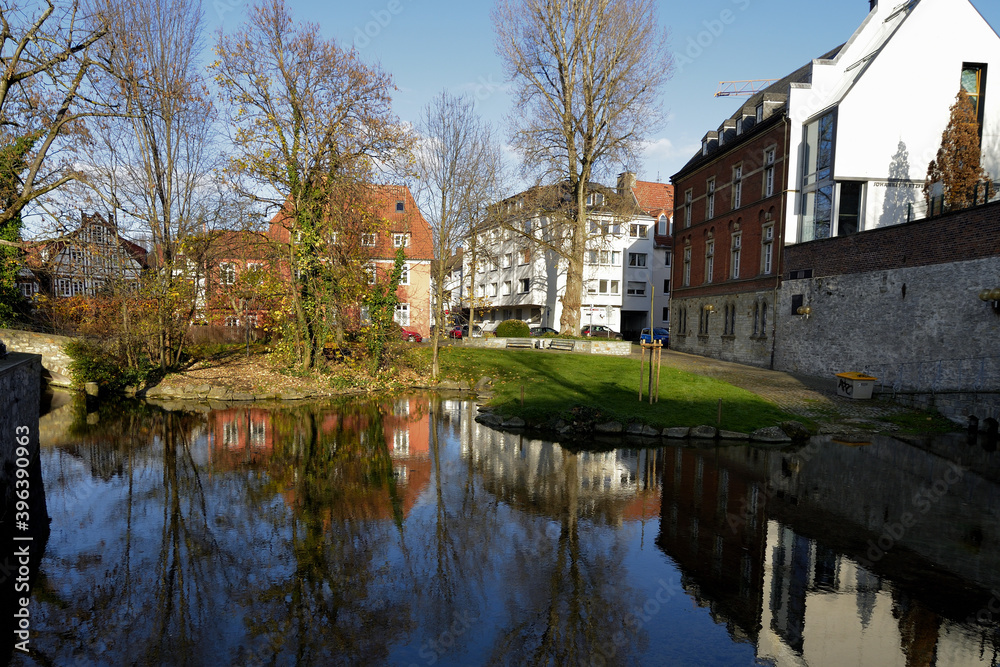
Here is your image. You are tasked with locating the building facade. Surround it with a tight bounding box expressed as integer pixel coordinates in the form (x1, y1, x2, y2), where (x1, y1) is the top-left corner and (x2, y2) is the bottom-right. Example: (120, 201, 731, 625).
(467, 176, 672, 338)
(671, 0, 1000, 367)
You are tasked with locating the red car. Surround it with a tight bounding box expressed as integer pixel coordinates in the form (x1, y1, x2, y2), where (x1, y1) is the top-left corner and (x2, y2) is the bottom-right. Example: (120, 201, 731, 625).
(448, 326, 463, 339)
(401, 328, 422, 343)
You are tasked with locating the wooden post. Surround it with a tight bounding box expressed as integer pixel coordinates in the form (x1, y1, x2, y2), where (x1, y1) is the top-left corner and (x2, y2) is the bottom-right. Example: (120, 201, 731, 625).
(655, 343, 662, 403)
(639, 346, 645, 402)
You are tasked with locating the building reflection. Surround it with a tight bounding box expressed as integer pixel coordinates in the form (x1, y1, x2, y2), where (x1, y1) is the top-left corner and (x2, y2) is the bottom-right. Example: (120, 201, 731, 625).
(651, 437, 1000, 666)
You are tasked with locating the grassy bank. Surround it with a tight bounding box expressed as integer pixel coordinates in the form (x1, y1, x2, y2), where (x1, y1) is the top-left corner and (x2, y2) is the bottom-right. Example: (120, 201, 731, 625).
(419, 346, 796, 434)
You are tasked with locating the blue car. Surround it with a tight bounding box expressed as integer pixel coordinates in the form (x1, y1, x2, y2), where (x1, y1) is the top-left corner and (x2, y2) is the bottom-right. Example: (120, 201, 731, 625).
(640, 327, 669, 346)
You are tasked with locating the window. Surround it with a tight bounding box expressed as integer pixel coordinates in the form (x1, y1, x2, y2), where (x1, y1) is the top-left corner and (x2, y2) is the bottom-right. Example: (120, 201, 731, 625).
(488, 282, 498, 297)
(731, 233, 741, 279)
(732, 165, 743, 210)
(220, 262, 236, 285)
(683, 246, 692, 287)
(764, 149, 776, 197)
(962, 64, 987, 136)
(519, 278, 530, 293)
(399, 263, 410, 285)
(396, 200, 405, 212)
(362, 233, 377, 247)
(249, 420, 266, 448)
(664, 250, 672, 266)
(393, 233, 410, 248)
(503, 252, 513, 268)
(736, 118, 743, 135)
(329, 231, 339, 245)
(761, 301, 768, 332)
(800, 109, 837, 241)
(699, 308, 708, 335)
(755, 103, 763, 123)
(704, 239, 715, 284)
(360, 306, 371, 323)
(610, 280, 620, 294)
(658, 215, 668, 236)
(627, 281, 646, 296)
(706, 179, 716, 219)
(762, 224, 774, 274)
(366, 263, 376, 284)
(753, 303, 759, 335)
(225, 316, 238, 327)
(663, 279, 670, 294)
(662, 307, 669, 322)
(702, 139, 709, 156)
(628, 252, 647, 268)
(611, 251, 621, 266)
(586, 192, 605, 206)
(19, 283, 36, 298)
(723, 304, 736, 336)
(684, 190, 693, 228)
(678, 307, 687, 335)
(394, 303, 410, 326)
(629, 223, 647, 238)
(837, 182, 864, 236)
(246, 314, 259, 328)
(502, 280, 512, 295)
(520, 248, 530, 265)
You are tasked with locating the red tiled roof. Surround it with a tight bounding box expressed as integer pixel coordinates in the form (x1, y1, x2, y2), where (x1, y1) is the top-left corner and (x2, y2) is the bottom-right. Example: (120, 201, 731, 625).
(632, 181, 674, 216)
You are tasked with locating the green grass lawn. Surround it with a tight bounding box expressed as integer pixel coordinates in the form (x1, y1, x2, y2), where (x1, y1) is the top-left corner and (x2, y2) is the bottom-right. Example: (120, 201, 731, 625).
(417, 346, 795, 433)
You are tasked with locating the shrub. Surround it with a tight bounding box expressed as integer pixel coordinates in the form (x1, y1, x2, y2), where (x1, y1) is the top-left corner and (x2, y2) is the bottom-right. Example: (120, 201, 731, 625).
(494, 319, 530, 337)
(65, 339, 157, 394)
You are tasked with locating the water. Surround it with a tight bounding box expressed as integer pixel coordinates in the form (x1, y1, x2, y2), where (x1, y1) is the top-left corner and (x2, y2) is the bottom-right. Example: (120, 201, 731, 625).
(6, 393, 1000, 666)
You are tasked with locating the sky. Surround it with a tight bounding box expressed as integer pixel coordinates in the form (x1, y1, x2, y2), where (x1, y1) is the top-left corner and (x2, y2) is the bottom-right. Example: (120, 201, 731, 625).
(205, 0, 1000, 189)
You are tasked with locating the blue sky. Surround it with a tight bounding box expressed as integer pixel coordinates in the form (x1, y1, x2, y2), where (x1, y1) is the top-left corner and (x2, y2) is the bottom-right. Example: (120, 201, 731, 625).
(207, 0, 1000, 189)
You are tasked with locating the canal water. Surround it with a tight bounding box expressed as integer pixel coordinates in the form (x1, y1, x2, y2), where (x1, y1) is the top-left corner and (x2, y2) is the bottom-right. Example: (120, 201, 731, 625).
(6, 393, 1000, 666)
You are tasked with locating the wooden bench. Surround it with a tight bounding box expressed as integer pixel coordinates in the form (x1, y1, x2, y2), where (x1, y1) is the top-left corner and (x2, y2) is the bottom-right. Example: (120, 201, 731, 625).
(505, 338, 535, 349)
(547, 339, 575, 351)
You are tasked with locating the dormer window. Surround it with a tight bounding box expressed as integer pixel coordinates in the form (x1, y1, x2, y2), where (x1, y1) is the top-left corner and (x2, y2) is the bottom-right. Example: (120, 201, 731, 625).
(396, 201, 405, 212)
(702, 139, 709, 156)
(736, 118, 743, 135)
(755, 103, 763, 123)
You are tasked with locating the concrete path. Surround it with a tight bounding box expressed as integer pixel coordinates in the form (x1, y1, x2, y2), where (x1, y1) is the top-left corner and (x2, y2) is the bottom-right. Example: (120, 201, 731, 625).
(641, 347, 904, 420)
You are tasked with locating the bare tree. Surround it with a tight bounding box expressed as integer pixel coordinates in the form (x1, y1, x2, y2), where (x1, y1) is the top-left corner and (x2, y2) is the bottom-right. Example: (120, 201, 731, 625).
(211, 0, 410, 369)
(0, 0, 108, 235)
(493, 0, 672, 333)
(414, 91, 504, 379)
(85, 0, 219, 369)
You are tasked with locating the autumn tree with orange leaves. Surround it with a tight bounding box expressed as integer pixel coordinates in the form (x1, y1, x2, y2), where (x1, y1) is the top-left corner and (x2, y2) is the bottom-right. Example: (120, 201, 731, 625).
(925, 90, 994, 210)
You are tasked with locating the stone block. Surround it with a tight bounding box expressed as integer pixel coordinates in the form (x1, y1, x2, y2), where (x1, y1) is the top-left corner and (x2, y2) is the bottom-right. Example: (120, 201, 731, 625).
(663, 427, 690, 439)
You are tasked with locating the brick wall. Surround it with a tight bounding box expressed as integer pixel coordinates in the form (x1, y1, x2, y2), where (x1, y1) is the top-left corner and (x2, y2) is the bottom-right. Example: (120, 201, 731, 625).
(785, 200, 1000, 277)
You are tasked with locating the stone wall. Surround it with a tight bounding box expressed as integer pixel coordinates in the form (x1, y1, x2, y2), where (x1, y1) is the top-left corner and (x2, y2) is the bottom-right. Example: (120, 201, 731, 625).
(0, 353, 47, 535)
(670, 289, 776, 368)
(0, 329, 74, 387)
(776, 202, 1000, 424)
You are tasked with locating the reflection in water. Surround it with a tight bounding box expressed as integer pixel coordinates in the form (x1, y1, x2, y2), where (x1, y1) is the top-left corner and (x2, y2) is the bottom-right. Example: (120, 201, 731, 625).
(9, 395, 1000, 666)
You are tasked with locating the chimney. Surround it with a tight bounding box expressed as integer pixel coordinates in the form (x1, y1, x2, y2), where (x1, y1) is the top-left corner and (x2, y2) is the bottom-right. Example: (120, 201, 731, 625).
(617, 171, 637, 195)
(869, 0, 877, 11)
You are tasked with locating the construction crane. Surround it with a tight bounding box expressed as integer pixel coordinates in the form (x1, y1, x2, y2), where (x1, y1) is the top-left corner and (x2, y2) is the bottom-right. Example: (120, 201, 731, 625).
(715, 79, 779, 98)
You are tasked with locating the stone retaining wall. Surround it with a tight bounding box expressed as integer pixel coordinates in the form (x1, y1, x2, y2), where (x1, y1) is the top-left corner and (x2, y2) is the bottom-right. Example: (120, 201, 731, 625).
(0, 353, 47, 537)
(0, 329, 75, 387)
(460, 338, 633, 356)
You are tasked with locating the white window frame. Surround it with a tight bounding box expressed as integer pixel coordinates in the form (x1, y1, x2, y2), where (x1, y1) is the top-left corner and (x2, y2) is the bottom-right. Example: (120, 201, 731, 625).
(362, 233, 378, 247)
(731, 233, 742, 279)
(399, 262, 410, 286)
(502, 280, 512, 296)
(705, 240, 715, 284)
(684, 189, 693, 228)
(393, 233, 410, 248)
(394, 302, 410, 326)
(707, 178, 716, 219)
(762, 224, 774, 275)
(764, 149, 776, 197)
(683, 247, 692, 287)
(519, 278, 530, 293)
(732, 164, 743, 210)
(628, 252, 648, 268)
(629, 223, 647, 239)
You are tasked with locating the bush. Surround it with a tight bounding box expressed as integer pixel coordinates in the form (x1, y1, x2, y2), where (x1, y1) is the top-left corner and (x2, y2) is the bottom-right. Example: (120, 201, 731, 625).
(494, 319, 530, 337)
(65, 339, 157, 394)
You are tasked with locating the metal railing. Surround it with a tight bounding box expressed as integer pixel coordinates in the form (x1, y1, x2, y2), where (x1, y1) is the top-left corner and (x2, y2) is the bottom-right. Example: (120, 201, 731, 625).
(906, 180, 998, 222)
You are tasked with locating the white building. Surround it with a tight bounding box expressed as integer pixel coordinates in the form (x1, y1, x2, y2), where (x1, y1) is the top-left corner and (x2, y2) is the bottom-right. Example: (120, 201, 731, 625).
(782, 0, 1000, 243)
(467, 175, 673, 338)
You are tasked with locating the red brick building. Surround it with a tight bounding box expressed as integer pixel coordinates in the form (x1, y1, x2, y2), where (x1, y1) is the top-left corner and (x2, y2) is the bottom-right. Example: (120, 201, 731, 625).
(268, 184, 434, 337)
(670, 80, 800, 366)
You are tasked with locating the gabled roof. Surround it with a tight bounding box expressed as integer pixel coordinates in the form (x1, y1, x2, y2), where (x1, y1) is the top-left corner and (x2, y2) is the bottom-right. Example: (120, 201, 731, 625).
(632, 180, 674, 217)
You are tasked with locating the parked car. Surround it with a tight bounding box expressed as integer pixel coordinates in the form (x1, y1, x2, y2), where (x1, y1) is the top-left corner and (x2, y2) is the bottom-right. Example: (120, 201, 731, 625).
(580, 324, 623, 340)
(461, 324, 486, 338)
(400, 327, 422, 343)
(529, 326, 559, 336)
(639, 327, 669, 346)
(448, 325, 463, 339)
